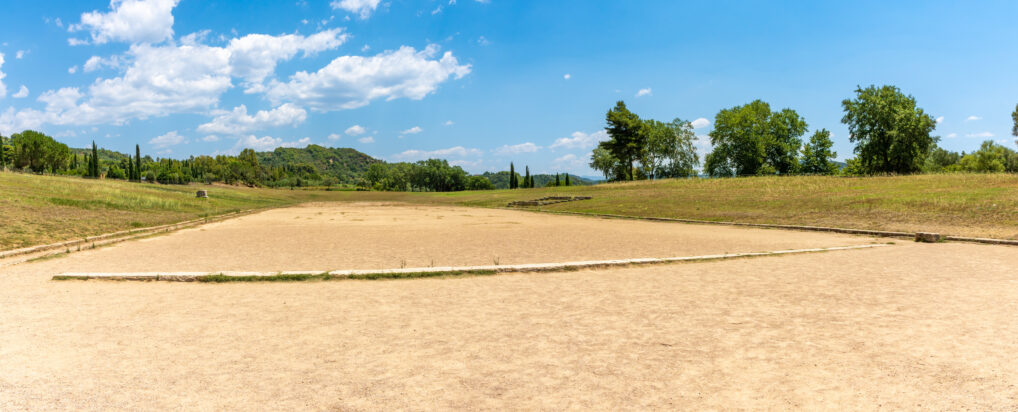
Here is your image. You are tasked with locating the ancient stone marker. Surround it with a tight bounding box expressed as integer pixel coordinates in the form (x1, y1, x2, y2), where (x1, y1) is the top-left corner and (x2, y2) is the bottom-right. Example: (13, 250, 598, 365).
(914, 232, 943, 243)
(196, 190, 208, 198)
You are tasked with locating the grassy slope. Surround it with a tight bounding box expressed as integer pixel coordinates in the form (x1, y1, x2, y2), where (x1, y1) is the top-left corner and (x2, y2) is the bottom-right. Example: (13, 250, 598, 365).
(0, 172, 346, 250)
(319, 174, 1018, 240)
(5, 172, 1018, 251)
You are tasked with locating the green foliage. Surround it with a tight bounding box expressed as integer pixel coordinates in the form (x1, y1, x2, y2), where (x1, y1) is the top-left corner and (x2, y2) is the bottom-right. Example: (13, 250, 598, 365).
(1012, 103, 1018, 141)
(509, 163, 517, 189)
(800, 129, 838, 175)
(642, 118, 699, 178)
(364, 159, 484, 192)
(600, 101, 646, 180)
(564, 174, 571, 186)
(480, 172, 591, 189)
(956, 141, 1018, 173)
(841, 85, 938, 174)
(466, 175, 495, 190)
(704, 100, 807, 177)
(590, 146, 627, 181)
(922, 146, 962, 173)
(9, 131, 72, 173)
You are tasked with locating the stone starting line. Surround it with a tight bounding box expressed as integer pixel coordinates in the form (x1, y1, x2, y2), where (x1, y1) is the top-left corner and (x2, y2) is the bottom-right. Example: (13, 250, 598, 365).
(54, 243, 892, 282)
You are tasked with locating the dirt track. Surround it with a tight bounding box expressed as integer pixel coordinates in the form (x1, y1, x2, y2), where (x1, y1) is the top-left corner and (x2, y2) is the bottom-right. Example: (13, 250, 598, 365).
(2, 203, 1016, 410)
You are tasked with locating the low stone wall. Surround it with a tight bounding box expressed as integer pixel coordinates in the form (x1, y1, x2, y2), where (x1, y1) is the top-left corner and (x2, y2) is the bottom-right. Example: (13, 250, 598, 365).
(507, 196, 592, 207)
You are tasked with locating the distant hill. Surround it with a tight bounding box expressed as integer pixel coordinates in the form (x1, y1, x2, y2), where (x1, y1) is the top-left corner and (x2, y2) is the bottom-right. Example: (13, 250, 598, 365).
(480, 171, 595, 189)
(256, 145, 380, 184)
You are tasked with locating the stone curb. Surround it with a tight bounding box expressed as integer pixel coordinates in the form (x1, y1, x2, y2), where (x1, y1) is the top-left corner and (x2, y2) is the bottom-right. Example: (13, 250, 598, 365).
(54, 243, 892, 281)
(0, 209, 259, 261)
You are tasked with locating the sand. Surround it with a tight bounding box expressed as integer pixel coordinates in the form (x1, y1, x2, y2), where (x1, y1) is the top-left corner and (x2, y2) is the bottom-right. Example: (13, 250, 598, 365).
(1, 203, 1016, 410)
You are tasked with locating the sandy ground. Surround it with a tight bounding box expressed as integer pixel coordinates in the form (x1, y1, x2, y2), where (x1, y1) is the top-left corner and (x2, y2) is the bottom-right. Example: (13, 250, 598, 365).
(2, 203, 1017, 410)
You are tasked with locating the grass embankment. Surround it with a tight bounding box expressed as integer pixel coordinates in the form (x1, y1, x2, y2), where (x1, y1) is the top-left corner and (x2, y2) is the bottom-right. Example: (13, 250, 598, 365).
(0, 172, 348, 251)
(322, 174, 1018, 240)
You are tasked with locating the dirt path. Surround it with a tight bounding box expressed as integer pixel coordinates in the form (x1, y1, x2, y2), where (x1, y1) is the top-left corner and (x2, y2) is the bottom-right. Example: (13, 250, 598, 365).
(2, 203, 1016, 410)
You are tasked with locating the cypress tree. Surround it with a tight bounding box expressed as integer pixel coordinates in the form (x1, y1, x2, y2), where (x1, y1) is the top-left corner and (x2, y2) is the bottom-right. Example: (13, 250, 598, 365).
(135, 144, 142, 181)
(128, 154, 135, 181)
(1, 134, 7, 170)
(509, 162, 517, 189)
(524, 166, 531, 188)
(90, 141, 100, 178)
(565, 174, 571, 186)
(555, 174, 560, 187)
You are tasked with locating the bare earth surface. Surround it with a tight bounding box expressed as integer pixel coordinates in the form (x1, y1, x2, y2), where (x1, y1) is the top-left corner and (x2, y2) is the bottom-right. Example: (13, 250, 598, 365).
(1, 203, 1016, 410)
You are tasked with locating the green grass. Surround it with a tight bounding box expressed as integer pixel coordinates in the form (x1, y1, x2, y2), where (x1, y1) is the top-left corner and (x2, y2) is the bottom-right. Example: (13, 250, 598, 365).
(314, 174, 1018, 240)
(0, 172, 349, 251)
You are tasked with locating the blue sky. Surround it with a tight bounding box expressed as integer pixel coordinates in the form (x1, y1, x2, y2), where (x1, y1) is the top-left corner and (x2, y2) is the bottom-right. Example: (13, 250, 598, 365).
(1, 0, 1016, 176)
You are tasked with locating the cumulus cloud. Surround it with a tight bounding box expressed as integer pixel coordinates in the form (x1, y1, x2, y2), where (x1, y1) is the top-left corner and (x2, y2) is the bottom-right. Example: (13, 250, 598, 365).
(550, 130, 608, 150)
(327, 133, 342, 141)
(15, 50, 25, 59)
(946, 133, 958, 138)
(227, 135, 310, 154)
(201, 135, 219, 142)
(393, 146, 482, 161)
(400, 126, 423, 135)
(966, 115, 981, 121)
(563, 73, 571, 80)
(691, 117, 710, 129)
(635, 88, 652, 97)
(935, 116, 944, 124)
(83, 55, 125, 72)
(70, 0, 180, 45)
(330, 0, 381, 19)
(227, 28, 347, 92)
(357, 136, 374, 144)
(148, 130, 186, 148)
(13, 85, 29, 99)
(494, 142, 540, 155)
(196, 103, 307, 135)
(345, 125, 366, 136)
(265, 45, 471, 111)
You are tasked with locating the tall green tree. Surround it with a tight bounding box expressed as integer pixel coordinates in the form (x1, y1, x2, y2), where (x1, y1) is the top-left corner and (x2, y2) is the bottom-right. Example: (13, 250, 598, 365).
(600, 101, 646, 180)
(91, 141, 100, 178)
(0, 134, 6, 170)
(509, 162, 517, 189)
(642, 118, 699, 179)
(704, 100, 807, 176)
(10, 131, 70, 173)
(135, 144, 142, 181)
(590, 146, 626, 181)
(554, 173, 561, 186)
(841, 85, 937, 174)
(564, 174, 570, 186)
(524, 166, 531, 188)
(800, 129, 838, 175)
(1012, 103, 1018, 144)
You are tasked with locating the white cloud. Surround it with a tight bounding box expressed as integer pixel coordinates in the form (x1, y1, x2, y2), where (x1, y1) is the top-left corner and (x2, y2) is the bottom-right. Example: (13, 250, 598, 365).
(13, 85, 29, 99)
(227, 135, 309, 154)
(201, 135, 219, 142)
(196, 103, 307, 135)
(946, 133, 957, 138)
(327, 133, 342, 141)
(68, 65, 78, 74)
(401, 126, 423, 135)
(227, 28, 347, 92)
(552, 153, 585, 170)
(265, 44, 471, 111)
(70, 0, 180, 45)
(550, 130, 608, 150)
(563, 73, 571, 80)
(691, 117, 710, 129)
(0, 53, 5, 98)
(494, 142, 540, 155)
(394, 146, 482, 161)
(361, 44, 370, 52)
(345, 124, 366, 135)
(477, 36, 490, 46)
(358, 136, 375, 144)
(330, 0, 381, 19)
(966, 132, 994, 138)
(966, 115, 981, 121)
(83, 55, 124, 72)
(443, 120, 454, 126)
(148, 130, 186, 148)
(15, 50, 25, 59)
(935, 116, 944, 124)
(635, 88, 652, 97)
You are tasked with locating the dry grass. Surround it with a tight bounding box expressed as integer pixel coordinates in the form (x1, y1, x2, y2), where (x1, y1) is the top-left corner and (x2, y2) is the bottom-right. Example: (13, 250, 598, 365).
(0, 172, 347, 250)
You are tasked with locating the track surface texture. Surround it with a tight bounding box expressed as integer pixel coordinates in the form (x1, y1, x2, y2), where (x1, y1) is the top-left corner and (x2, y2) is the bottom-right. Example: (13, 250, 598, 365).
(2, 203, 1016, 410)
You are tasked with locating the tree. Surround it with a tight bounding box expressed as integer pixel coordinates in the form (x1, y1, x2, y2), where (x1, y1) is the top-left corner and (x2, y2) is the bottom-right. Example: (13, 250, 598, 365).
(841, 85, 937, 174)
(800, 129, 838, 175)
(509, 163, 517, 189)
(957, 141, 1018, 173)
(590, 146, 626, 181)
(564, 174, 570, 186)
(554, 174, 561, 187)
(135, 144, 142, 181)
(704, 100, 807, 177)
(10, 131, 70, 173)
(642, 118, 699, 179)
(91, 141, 100, 178)
(600, 101, 646, 180)
(0, 134, 7, 170)
(524, 166, 531, 188)
(1012, 103, 1018, 145)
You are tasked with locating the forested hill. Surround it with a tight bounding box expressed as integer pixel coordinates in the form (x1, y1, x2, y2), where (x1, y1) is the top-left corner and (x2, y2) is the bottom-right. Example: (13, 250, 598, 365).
(256, 145, 379, 184)
(481, 171, 594, 189)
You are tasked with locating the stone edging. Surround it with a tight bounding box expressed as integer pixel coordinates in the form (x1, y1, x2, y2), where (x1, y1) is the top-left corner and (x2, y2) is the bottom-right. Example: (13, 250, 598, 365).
(0, 209, 259, 261)
(53, 244, 891, 281)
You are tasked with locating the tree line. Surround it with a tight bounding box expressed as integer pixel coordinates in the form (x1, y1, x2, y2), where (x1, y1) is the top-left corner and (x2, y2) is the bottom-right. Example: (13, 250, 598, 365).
(592, 85, 1018, 179)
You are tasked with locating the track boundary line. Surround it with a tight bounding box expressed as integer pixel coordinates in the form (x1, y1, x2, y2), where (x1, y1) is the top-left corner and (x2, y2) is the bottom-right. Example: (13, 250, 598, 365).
(53, 243, 892, 282)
